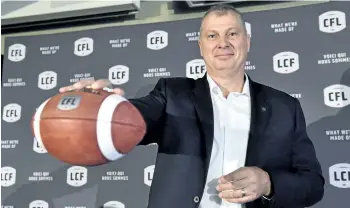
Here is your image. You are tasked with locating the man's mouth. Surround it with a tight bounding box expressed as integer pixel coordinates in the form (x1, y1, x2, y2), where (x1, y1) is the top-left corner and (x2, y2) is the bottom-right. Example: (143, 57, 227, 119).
(215, 53, 234, 59)
(215, 52, 234, 56)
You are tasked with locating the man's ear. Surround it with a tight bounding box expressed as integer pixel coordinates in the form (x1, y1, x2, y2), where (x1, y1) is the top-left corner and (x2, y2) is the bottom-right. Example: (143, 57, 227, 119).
(247, 34, 251, 52)
(198, 39, 203, 57)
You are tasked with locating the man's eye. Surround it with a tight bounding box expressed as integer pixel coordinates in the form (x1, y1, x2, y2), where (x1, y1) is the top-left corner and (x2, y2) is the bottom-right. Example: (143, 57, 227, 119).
(208, 34, 216, 39)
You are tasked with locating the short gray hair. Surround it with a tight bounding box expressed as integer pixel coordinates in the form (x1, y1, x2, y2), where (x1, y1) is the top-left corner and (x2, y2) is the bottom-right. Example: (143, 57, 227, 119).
(200, 4, 247, 35)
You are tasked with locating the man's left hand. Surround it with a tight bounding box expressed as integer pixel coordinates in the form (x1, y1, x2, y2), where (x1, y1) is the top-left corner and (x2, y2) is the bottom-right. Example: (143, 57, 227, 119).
(216, 167, 271, 204)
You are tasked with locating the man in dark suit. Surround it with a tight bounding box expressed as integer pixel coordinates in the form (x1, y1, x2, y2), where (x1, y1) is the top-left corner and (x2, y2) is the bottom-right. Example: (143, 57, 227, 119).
(60, 4, 324, 208)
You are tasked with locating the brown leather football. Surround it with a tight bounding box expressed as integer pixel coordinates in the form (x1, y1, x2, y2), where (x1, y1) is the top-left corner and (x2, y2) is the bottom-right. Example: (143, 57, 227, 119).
(31, 88, 146, 166)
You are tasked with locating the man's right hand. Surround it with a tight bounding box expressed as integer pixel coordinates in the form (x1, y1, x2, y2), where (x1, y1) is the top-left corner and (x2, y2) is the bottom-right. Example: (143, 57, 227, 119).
(59, 79, 125, 96)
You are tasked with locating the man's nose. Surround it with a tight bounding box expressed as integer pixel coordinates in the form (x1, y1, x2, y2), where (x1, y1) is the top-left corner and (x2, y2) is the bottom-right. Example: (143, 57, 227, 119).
(218, 37, 230, 48)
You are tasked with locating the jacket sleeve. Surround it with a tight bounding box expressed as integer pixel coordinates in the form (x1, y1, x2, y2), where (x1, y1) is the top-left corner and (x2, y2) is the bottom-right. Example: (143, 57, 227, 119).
(267, 98, 325, 207)
(128, 78, 167, 145)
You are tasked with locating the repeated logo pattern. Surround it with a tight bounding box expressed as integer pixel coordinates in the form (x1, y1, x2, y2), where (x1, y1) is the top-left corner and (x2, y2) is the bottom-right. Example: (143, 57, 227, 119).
(1, 2, 349, 208)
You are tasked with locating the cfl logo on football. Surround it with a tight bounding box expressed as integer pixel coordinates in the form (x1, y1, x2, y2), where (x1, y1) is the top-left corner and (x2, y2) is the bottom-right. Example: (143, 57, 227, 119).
(329, 163, 350, 188)
(74, 37, 94, 56)
(33, 137, 47, 154)
(29, 200, 49, 208)
(67, 166, 88, 187)
(2, 103, 21, 123)
(1, 166, 16, 187)
(103, 201, 125, 208)
(324, 84, 350, 108)
(147, 30, 168, 50)
(8, 43, 26, 62)
(144, 165, 155, 186)
(109, 65, 129, 85)
(38, 71, 57, 90)
(186, 59, 206, 80)
(273, 51, 299, 74)
(319, 11, 346, 33)
(57, 95, 81, 111)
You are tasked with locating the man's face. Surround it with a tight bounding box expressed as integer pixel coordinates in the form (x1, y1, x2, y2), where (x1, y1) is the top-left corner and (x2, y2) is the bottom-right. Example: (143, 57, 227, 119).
(199, 12, 250, 75)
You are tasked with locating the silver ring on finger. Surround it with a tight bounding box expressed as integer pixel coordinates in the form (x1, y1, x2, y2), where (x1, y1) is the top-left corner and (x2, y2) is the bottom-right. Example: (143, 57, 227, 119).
(241, 188, 246, 197)
(68, 86, 76, 92)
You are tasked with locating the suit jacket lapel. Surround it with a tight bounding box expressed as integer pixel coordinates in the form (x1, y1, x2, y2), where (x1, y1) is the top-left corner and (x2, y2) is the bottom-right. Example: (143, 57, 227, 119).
(191, 75, 214, 177)
(245, 77, 271, 167)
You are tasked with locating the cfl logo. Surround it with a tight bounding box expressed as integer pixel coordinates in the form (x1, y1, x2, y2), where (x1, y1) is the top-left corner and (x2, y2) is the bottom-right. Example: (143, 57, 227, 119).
(103, 201, 125, 208)
(33, 137, 47, 154)
(329, 163, 350, 188)
(273, 51, 299, 74)
(57, 95, 81, 111)
(8, 43, 26, 62)
(319, 11, 346, 33)
(29, 200, 49, 208)
(38, 71, 57, 90)
(144, 165, 155, 186)
(1, 166, 16, 187)
(324, 84, 350, 108)
(67, 166, 88, 187)
(2, 103, 21, 123)
(186, 59, 206, 80)
(74, 37, 93, 56)
(147, 30, 168, 50)
(108, 65, 129, 85)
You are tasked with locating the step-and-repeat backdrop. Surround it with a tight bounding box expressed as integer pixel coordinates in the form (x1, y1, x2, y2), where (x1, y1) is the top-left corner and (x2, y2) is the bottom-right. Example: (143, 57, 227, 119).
(2, 1, 349, 208)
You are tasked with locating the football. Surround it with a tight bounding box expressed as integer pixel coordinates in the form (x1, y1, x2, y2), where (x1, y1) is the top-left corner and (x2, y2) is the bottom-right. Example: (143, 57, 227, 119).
(31, 88, 146, 166)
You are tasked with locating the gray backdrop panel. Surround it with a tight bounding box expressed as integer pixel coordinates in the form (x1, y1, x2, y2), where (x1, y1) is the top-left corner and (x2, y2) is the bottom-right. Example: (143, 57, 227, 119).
(2, 2, 349, 208)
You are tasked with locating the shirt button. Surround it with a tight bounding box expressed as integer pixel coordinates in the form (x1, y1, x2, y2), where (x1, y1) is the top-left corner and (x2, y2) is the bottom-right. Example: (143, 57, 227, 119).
(194, 196, 200, 203)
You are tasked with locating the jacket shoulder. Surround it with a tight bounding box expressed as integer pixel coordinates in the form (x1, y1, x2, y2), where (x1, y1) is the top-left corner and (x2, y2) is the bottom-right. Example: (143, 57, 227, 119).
(159, 77, 196, 92)
(254, 81, 298, 104)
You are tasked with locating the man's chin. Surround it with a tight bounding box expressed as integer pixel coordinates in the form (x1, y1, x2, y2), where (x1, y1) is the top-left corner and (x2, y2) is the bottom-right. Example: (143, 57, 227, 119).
(212, 65, 243, 74)
(212, 67, 232, 72)
(214, 63, 234, 71)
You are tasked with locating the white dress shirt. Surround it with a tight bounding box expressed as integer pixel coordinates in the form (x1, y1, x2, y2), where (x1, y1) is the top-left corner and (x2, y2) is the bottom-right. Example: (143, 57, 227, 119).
(199, 74, 251, 208)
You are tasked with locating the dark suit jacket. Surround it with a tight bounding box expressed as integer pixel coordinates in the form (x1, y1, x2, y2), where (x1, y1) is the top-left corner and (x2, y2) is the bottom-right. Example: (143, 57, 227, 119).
(129, 75, 324, 208)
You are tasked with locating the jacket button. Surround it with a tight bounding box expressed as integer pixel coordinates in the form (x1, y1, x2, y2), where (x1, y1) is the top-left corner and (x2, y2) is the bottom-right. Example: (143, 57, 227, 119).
(194, 196, 200, 203)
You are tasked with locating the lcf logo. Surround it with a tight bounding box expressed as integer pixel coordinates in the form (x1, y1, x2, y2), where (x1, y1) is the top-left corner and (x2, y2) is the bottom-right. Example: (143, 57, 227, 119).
(329, 163, 350, 188)
(29, 200, 49, 208)
(74, 37, 93, 56)
(147, 30, 168, 50)
(38, 71, 57, 90)
(2, 103, 21, 123)
(273, 51, 299, 74)
(144, 165, 155, 186)
(8, 43, 26, 62)
(1, 166, 16, 187)
(66, 166, 88, 187)
(319, 11, 346, 33)
(186, 59, 206, 80)
(324, 84, 350, 108)
(108, 65, 129, 85)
